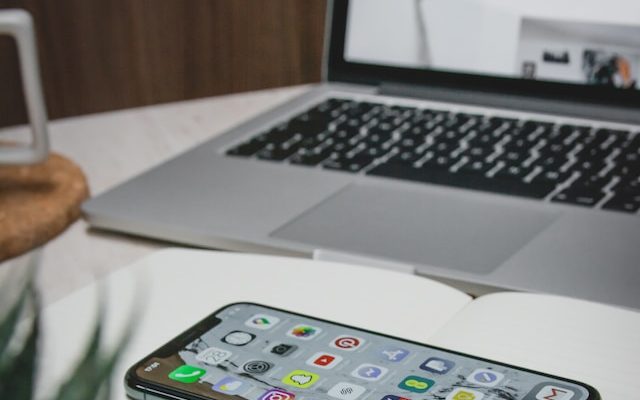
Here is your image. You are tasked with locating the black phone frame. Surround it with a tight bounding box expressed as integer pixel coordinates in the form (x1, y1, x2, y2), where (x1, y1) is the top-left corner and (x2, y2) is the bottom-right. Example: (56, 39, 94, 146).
(125, 302, 601, 400)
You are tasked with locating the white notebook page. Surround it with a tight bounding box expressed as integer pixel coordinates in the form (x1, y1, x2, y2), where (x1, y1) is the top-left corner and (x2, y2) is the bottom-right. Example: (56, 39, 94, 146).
(38, 249, 472, 399)
(428, 292, 640, 399)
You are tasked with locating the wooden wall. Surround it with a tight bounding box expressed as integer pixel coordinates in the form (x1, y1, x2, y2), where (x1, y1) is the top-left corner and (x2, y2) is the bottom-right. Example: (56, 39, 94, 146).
(0, 0, 326, 128)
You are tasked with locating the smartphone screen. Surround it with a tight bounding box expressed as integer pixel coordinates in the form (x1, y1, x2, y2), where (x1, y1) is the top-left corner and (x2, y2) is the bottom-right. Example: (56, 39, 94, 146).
(129, 303, 597, 400)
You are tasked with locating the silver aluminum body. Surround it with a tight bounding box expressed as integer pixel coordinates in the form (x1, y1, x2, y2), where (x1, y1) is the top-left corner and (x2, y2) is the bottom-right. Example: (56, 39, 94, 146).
(84, 81, 640, 310)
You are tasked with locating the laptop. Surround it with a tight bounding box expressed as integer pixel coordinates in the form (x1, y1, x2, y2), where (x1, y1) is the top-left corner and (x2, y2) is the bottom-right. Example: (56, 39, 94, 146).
(84, 0, 640, 309)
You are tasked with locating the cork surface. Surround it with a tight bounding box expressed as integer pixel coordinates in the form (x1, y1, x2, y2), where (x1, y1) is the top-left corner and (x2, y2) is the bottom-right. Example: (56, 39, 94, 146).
(0, 153, 89, 262)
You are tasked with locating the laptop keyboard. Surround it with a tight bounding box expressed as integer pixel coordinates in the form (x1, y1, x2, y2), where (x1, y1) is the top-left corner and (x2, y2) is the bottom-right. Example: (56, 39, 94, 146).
(226, 98, 640, 214)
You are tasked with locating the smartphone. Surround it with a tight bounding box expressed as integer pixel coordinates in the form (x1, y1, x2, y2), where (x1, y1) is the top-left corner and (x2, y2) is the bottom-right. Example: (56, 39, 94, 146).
(125, 302, 600, 400)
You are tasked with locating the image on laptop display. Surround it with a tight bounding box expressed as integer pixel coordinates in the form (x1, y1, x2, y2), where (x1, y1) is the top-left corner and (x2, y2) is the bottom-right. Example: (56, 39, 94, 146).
(345, 0, 640, 90)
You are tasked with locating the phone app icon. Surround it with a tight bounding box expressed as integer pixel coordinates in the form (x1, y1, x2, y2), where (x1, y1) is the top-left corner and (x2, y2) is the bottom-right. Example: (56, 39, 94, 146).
(330, 335, 365, 351)
(398, 376, 435, 393)
(381, 396, 411, 400)
(259, 389, 296, 400)
(245, 313, 281, 330)
(420, 357, 455, 374)
(306, 352, 343, 369)
(524, 383, 576, 400)
(328, 382, 367, 400)
(269, 343, 298, 357)
(351, 363, 389, 381)
(446, 388, 484, 400)
(466, 369, 504, 387)
(282, 369, 320, 389)
(535, 387, 574, 400)
(168, 365, 206, 383)
(241, 360, 274, 374)
(212, 376, 252, 395)
(287, 324, 322, 340)
(222, 330, 256, 346)
(379, 347, 410, 362)
(195, 347, 232, 365)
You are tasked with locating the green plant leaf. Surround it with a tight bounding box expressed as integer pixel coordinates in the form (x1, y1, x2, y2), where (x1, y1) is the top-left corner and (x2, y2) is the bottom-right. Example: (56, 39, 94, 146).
(51, 295, 138, 400)
(0, 253, 38, 362)
(0, 283, 30, 362)
(51, 302, 105, 400)
(0, 249, 139, 400)
(0, 286, 40, 400)
(91, 312, 137, 400)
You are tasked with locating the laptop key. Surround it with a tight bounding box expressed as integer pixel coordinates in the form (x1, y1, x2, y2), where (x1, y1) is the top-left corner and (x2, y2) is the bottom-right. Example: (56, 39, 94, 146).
(535, 155, 565, 171)
(611, 161, 640, 177)
(571, 174, 613, 192)
(497, 150, 529, 165)
(235, 98, 639, 208)
(322, 154, 375, 173)
(620, 177, 640, 193)
(388, 149, 426, 164)
(422, 154, 460, 170)
(226, 140, 266, 157)
(602, 193, 640, 213)
(551, 186, 606, 207)
(503, 137, 530, 152)
(226, 125, 299, 157)
(530, 169, 572, 185)
(467, 133, 500, 148)
(576, 145, 614, 162)
(462, 146, 491, 159)
(256, 143, 301, 161)
(289, 148, 333, 166)
(574, 160, 607, 175)
(457, 159, 495, 174)
(368, 162, 555, 199)
(493, 165, 535, 181)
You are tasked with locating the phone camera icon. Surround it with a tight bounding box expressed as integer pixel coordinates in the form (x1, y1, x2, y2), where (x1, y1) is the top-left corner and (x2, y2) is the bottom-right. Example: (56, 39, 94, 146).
(270, 343, 298, 356)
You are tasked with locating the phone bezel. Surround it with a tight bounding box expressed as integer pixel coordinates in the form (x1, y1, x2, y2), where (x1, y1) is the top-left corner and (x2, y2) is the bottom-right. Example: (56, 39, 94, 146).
(125, 302, 601, 400)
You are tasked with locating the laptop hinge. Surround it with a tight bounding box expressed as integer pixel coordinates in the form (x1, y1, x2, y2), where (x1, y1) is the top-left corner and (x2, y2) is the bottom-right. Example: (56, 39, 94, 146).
(379, 82, 640, 125)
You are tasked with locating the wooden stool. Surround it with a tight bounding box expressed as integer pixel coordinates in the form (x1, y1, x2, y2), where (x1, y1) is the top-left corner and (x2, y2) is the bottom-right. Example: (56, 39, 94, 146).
(0, 153, 89, 262)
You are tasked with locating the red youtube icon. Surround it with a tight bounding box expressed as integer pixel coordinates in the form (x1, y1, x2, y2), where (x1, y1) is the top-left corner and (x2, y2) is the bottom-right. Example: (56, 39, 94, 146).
(314, 354, 335, 366)
(306, 352, 342, 369)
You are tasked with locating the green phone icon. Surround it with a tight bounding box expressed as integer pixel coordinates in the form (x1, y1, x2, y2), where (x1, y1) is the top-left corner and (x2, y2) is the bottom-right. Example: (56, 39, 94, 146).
(168, 365, 207, 383)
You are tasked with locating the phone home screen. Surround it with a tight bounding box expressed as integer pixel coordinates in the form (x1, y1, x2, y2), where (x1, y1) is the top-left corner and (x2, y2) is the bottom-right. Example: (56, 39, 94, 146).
(134, 303, 592, 400)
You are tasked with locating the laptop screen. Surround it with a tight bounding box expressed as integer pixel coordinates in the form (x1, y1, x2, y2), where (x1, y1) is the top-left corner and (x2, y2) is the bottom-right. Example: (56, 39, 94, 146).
(334, 0, 640, 99)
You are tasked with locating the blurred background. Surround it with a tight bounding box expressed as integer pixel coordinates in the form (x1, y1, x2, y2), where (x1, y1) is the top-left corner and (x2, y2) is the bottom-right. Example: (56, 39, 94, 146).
(0, 0, 326, 128)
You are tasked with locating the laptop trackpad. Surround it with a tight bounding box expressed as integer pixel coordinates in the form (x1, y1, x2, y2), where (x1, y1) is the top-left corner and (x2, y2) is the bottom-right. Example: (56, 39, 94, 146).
(272, 183, 558, 274)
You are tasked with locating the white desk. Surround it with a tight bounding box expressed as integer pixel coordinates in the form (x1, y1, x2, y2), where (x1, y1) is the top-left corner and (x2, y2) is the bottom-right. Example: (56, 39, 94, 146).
(3, 85, 639, 400)
(0, 85, 310, 306)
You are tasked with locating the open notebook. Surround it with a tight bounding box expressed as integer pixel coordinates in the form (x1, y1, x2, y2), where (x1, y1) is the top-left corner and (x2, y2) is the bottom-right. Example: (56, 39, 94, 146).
(38, 249, 639, 399)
